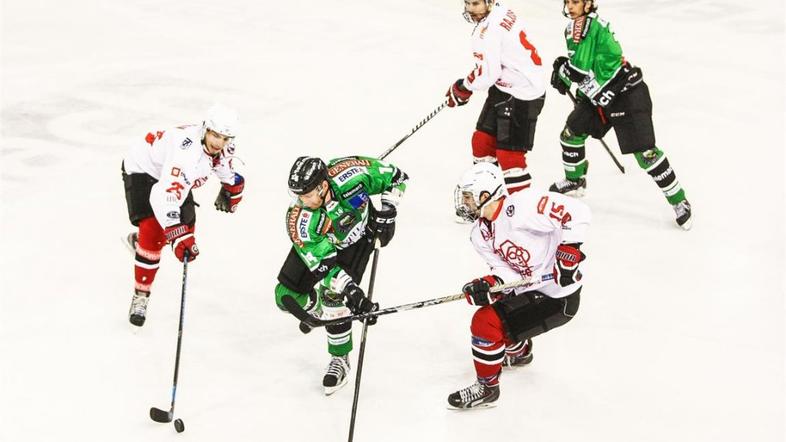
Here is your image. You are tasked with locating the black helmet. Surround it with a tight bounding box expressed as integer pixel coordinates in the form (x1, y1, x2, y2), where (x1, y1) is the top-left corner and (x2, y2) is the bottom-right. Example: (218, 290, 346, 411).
(288, 156, 328, 195)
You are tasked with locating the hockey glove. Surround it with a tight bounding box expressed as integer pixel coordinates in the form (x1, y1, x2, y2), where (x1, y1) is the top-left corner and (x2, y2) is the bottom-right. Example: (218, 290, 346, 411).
(462, 275, 504, 306)
(164, 224, 199, 262)
(550, 56, 570, 95)
(215, 173, 244, 213)
(343, 281, 379, 325)
(366, 202, 397, 247)
(446, 79, 472, 107)
(553, 243, 586, 287)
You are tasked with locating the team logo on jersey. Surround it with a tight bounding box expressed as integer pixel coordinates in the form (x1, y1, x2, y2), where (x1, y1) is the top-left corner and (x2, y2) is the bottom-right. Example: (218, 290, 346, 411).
(506, 205, 515, 217)
(496, 240, 532, 277)
(166, 211, 179, 219)
(181, 138, 192, 148)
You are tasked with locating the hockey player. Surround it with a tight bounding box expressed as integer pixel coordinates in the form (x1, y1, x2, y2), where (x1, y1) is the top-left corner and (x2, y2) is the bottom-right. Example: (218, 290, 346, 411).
(448, 162, 590, 409)
(121, 104, 244, 327)
(276, 155, 408, 395)
(549, 0, 692, 229)
(446, 0, 546, 194)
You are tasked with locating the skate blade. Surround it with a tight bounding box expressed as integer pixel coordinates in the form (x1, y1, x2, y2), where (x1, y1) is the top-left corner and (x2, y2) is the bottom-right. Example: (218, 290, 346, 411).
(446, 402, 498, 411)
(678, 217, 693, 231)
(565, 187, 586, 198)
(121, 234, 136, 257)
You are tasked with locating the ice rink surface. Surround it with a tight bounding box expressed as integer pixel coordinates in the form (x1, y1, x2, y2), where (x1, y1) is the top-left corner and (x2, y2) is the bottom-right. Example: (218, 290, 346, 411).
(1, 0, 784, 441)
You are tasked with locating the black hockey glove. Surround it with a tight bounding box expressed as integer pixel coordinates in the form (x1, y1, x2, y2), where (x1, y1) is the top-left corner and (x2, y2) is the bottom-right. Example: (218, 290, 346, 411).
(366, 202, 397, 247)
(343, 281, 379, 325)
(551, 56, 570, 95)
(553, 243, 586, 287)
(462, 275, 504, 306)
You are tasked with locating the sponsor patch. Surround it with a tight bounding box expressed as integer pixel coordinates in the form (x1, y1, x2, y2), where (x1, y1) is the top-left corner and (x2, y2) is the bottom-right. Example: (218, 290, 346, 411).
(506, 205, 515, 217)
(166, 211, 179, 219)
(287, 207, 304, 247)
(181, 137, 192, 148)
(327, 159, 371, 177)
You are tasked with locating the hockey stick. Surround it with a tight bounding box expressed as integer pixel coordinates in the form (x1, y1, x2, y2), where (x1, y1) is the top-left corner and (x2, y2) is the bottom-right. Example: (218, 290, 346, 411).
(566, 89, 625, 174)
(347, 240, 381, 442)
(378, 100, 449, 160)
(149, 251, 189, 433)
(282, 273, 554, 330)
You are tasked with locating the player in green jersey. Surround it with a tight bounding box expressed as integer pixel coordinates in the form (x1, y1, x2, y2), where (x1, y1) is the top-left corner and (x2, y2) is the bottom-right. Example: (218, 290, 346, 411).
(275, 155, 408, 394)
(549, 0, 692, 230)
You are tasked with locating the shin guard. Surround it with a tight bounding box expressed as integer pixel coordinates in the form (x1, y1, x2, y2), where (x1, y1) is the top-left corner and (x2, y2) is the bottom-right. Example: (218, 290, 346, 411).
(496, 149, 531, 193)
(472, 130, 497, 163)
(634, 147, 686, 205)
(134, 217, 166, 292)
(470, 306, 506, 386)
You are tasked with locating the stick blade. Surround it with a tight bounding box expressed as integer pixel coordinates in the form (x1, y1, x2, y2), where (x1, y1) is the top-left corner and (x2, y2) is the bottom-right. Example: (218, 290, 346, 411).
(150, 407, 173, 423)
(281, 295, 321, 327)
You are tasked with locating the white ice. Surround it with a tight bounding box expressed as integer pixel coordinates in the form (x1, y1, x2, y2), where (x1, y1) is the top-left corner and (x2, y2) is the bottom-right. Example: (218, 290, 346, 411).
(1, 0, 784, 441)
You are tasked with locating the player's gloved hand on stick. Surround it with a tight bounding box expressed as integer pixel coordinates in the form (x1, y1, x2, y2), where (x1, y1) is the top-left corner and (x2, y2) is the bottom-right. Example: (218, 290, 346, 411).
(215, 173, 245, 213)
(367, 202, 397, 247)
(343, 281, 379, 325)
(164, 224, 199, 262)
(550, 56, 570, 95)
(446, 79, 473, 107)
(553, 242, 586, 287)
(462, 275, 503, 306)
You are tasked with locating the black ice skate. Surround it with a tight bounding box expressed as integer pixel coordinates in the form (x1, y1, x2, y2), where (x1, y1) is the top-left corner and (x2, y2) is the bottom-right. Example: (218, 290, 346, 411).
(549, 177, 587, 196)
(447, 381, 500, 410)
(503, 338, 533, 368)
(122, 232, 138, 257)
(673, 199, 692, 230)
(323, 355, 350, 395)
(128, 289, 149, 327)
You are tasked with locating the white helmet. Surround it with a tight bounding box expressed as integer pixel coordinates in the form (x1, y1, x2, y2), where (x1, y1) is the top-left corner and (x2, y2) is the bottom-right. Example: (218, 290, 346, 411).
(454, 162, 507, 222)
(202, 104, 238, 138)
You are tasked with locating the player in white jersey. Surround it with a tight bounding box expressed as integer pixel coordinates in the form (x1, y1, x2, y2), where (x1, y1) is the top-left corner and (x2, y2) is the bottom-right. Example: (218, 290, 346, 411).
(446, 0, 547, 194)
(121, 104, 245, 327)
(447, 162, 590, 409)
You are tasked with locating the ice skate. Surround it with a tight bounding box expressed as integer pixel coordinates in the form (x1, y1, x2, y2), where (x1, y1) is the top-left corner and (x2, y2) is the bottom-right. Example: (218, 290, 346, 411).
(128, 289, 149, 327)
(549, 177, 586, 197)
(122, 232, 138, 257)
(503, 338, 533, 368)
(323, 355, 350, 395)
(447, 381, 500, 410)
(673, 199, 692, 230)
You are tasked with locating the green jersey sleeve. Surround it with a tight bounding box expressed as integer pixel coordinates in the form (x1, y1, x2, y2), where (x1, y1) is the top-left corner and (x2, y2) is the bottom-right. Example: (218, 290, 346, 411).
(285, 205, 336, 272)
(326, 156, 408, 199)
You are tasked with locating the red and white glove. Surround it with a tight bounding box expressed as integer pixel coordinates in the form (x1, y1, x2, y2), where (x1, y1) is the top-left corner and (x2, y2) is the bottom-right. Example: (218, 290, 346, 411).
(164, 224, 199, 262)
(215, 173, 244, 213)
(462, 275, 504, 306)
(553, 243, 585, 287)
(446, 79, 473, 107)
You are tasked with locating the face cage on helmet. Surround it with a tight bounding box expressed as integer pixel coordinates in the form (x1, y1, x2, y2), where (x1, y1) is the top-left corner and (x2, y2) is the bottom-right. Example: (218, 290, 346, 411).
(463, 0, 493, 24)
(454, 186, 480, 222)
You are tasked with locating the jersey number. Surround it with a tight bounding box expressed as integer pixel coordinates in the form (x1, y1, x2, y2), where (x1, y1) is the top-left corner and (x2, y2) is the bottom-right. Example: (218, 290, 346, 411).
(519, 31, 542, 66)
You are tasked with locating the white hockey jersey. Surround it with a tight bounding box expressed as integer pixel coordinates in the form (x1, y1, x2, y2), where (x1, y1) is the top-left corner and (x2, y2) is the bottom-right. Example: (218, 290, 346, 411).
(464, 3, 546, 100)
(470, 190, 591, 299)
(123, 124, 239, 228)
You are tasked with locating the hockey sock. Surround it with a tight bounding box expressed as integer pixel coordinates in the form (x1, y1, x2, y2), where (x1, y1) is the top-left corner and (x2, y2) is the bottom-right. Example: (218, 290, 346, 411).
(323, 298, 353, 356)
(634, 147, 687, 205)
(472, 130, 497, 163)
(560, 130, 589, 181)
(470, 306, 506, 386)
(505, 341, 527, 357)
(497, 149, 531, 193)
(134, 217, 166, 292)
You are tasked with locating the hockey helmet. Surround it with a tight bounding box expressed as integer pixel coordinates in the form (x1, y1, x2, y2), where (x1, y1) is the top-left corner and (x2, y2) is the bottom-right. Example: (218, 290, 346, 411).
(288, 156, 328, 195)
(202, 104, 239, 139)
(454, 162, 507, 222)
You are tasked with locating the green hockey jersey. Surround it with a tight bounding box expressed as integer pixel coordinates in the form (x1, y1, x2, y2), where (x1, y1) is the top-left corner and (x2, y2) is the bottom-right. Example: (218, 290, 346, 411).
(560, 13, 626, 104)
(285, 156, 407, 292)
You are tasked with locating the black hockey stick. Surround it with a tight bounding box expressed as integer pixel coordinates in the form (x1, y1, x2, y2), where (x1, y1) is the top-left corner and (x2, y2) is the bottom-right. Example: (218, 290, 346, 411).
(150, 251, 189, 433)
(566, 89, 625, 174)
(378, 100, 449, 160)
(282, 273, 554, 330)
(347, 241, 381, 442)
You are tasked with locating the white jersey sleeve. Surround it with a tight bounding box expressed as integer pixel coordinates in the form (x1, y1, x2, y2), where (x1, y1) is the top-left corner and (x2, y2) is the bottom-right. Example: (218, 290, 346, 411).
(463, 4, 546, 101)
